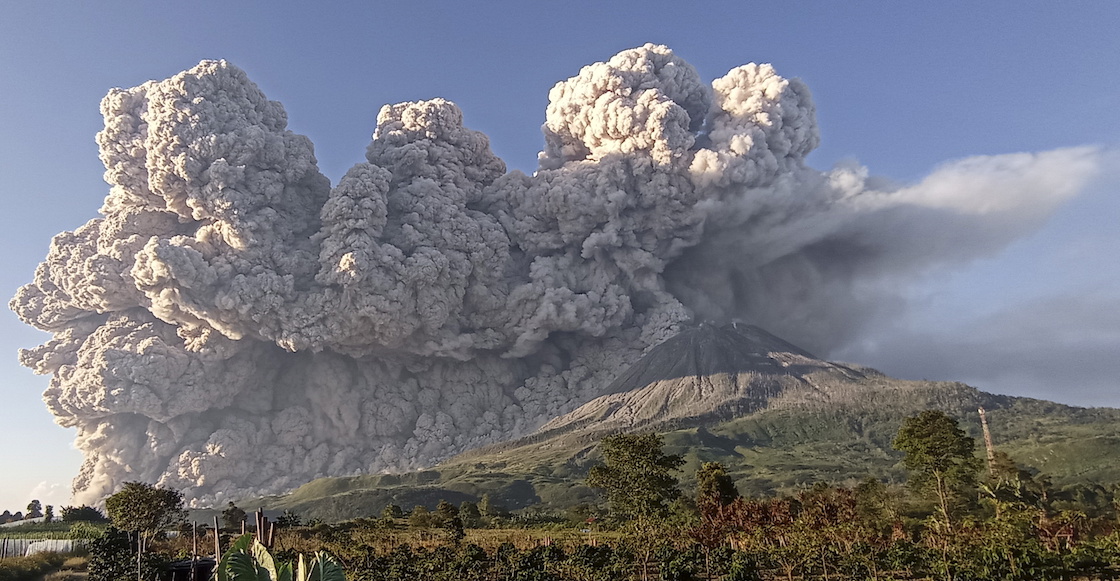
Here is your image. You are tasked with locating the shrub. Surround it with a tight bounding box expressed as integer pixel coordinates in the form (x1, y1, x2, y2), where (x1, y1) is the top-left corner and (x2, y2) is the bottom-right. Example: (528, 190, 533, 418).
(60, 506, 108, 523)
(68, 521, 106, 540)
(86, 526, 165, 581)
(0, 552, 66, 581)
(724, 552, 763, 581)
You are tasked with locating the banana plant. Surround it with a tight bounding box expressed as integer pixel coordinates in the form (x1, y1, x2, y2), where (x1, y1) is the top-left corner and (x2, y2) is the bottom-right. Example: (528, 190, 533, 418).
(215, 534, 344, 581)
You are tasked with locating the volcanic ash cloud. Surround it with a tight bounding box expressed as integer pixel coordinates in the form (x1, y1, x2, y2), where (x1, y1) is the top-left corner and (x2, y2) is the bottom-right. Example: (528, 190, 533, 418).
(11, 44, 1103, 504)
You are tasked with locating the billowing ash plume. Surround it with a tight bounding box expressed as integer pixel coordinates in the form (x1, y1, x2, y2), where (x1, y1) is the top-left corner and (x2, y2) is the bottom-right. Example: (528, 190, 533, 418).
(11, 44, 1103, 504)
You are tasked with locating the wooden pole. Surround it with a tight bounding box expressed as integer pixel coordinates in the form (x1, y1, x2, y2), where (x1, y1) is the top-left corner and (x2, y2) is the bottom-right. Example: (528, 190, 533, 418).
(979, 407, 997, 476)
(213, 516, 221, 558)
(190, 522, 198, 581)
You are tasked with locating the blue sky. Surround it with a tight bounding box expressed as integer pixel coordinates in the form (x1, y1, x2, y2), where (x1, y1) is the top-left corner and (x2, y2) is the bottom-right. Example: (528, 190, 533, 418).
(1, 1, 1117, 512)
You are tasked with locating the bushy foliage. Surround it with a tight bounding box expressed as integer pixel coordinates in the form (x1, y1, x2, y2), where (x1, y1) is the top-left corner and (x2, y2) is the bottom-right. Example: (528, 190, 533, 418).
(104, 482, 186, 549)
(380, 504, 403, 521)
(25, 501, 42, 520)
(221, 502, 247, 530)
(893, 410, 983, 529)
(586, 433, 684, 523)
(0, 551, 65, 581)
(334, 542, 637, 581)
(276, 510, 303, 528)
(87, 526, 165, 581)
(408, 506, 433, 529)
(459, 501, 482, 528)
(68, 521, 107, 540)
(60, 505, 108, 523)
(58, 411, 1120, 581)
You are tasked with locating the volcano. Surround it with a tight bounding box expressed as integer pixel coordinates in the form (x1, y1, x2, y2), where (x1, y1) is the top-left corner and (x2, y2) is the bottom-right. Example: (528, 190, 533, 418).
(257, 323, 1120, 520)
(485, 322, 884, 449)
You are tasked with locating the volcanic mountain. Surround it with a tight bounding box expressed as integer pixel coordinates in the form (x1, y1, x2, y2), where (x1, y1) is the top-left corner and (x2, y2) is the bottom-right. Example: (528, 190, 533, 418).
(256, 323, 1120, 521)
(527, 322, 861, 438)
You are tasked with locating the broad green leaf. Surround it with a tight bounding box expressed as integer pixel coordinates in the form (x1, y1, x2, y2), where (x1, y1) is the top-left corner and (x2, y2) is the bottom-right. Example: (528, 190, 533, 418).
(225, 552, 262, 581)
(308, 552, 345, 581)
(218, 534, 262, 581)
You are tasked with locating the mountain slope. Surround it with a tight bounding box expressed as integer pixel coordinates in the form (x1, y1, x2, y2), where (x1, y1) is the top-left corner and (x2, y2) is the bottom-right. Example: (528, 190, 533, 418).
(255, 323, 1120, 521)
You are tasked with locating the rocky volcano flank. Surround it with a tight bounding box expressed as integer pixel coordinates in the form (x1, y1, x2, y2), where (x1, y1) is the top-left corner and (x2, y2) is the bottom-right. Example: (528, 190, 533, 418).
(460, 322, 889, 456)
(262, 323, 1120, 519)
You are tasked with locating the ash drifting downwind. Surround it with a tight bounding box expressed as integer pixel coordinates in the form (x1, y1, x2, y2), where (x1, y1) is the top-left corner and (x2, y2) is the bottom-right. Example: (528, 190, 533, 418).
(10, 44, 1103, 505)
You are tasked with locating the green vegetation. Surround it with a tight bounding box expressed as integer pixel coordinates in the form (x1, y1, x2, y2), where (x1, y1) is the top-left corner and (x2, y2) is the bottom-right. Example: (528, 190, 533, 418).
(88, 526, 153, 581)
(24, 501, 42, 520)
(8, 401, 1120, 580)
(893, 410, 983, 531)
(61, 506, 107, 523)
(243, 381, 1120, 523)
(586, 433, 684, 522)
(0, 521, 83, 540)
(0, 552, 66, 581)
(105, 482, 186, 552)
(586, 433, 686, 580)
(223, 502, 248, 530)
(215, 533, 343, 581)
(104, 481, 186, 581)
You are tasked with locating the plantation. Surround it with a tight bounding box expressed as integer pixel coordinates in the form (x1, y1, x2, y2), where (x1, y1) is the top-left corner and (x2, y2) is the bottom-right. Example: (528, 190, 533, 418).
(6, 411, 1120, 580)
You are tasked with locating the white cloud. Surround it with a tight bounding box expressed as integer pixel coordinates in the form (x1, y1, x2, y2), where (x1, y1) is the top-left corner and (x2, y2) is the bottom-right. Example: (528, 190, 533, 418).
(27, 481, 71, 510)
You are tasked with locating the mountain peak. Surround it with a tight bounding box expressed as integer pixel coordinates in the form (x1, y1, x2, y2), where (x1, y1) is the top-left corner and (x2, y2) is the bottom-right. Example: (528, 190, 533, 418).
(603, 321, 819, 394)
(527, 322, 865, 439)
(449, 323, 874, 462)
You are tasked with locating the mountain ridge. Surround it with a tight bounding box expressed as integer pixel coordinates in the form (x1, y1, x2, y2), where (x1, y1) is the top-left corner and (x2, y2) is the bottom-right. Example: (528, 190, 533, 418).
(249, 323, 1120, 521)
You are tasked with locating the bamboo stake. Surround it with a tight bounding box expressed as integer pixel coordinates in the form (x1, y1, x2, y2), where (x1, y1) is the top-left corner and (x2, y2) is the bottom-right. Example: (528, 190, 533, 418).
(190, 521, 198, 581)
(979, 407, 997, 476)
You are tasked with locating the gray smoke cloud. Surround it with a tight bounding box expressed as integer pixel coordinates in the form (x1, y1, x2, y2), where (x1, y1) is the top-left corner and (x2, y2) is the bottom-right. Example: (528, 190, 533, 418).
(10, 44, 1104, 505)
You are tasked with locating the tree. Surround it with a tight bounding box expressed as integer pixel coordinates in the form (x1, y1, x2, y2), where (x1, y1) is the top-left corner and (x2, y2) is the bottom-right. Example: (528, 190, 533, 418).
(26, 499, 43, 519)
(381, 504, 403, 520)
(443, 514, 466, 545)
(222, 501, 248, 530)
(44, 505, 54, 523)
(276, 510, 303, 528)
(433, 499, 464, 543)
(409, 505, 433, 529)
(435, 499, 459, 523)
(697, 462, 739, 508)
(587, 433, 684, 522)
(587, 433, 684, 581)
(61, 505, 108, 523)
(893, 410, 982, 531)
(459, 501, 482, 528)
(478, 494, 507, 518)
(854, 477, 900, 527)
(104, 482, 186, 581)
(693, 462, 740, 581)
(88, 526, 144, 581)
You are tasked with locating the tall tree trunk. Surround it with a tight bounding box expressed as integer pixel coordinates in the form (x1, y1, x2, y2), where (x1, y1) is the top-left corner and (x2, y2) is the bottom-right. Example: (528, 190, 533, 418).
(935, 472, 953, 533)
